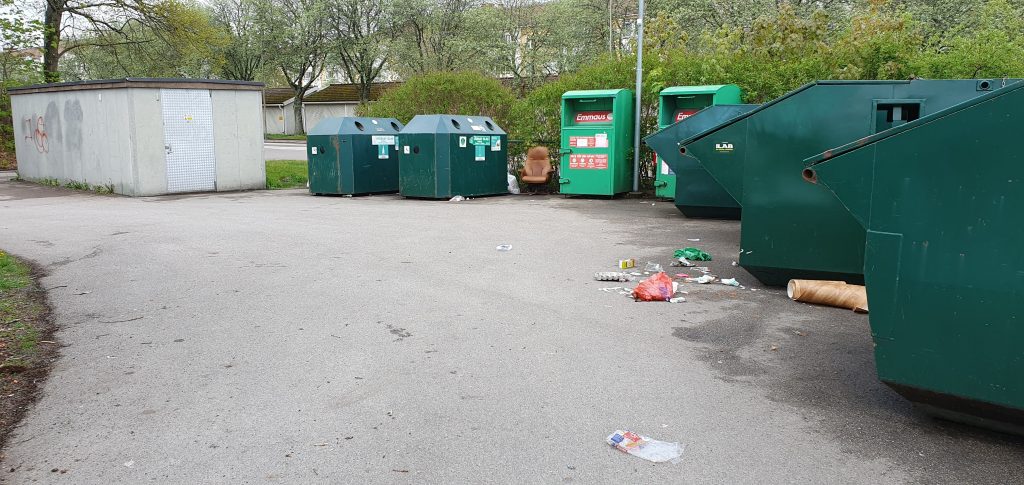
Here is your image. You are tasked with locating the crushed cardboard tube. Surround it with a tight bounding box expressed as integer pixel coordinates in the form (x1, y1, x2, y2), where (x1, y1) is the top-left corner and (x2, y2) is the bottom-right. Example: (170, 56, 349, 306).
(787, 279, 869, 313)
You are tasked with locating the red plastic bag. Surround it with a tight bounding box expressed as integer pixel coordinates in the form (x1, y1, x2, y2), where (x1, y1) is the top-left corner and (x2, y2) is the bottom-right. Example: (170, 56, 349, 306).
(632, 272, 674, 301)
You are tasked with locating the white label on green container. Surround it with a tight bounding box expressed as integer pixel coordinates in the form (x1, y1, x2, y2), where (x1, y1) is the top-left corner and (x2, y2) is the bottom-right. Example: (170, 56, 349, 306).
(469, 135, 490, 146)
(474, 145, 486, 161)
(371, 135, 395, 145)
(459, 136, 467, 147)
(378, 144, 389, 159)
(491, 137, 501, 151)
(595, 133, 608, 148)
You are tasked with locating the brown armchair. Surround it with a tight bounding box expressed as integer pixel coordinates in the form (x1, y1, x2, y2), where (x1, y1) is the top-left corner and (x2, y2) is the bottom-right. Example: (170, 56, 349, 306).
(519, 146, 555, 193)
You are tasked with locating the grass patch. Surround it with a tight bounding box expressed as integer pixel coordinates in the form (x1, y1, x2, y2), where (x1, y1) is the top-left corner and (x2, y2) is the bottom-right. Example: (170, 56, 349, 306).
(0, 250, 55, 449)
(266, 134, 307, 141)
(0, 251, 31, 290)
(266, 160, 308, 189)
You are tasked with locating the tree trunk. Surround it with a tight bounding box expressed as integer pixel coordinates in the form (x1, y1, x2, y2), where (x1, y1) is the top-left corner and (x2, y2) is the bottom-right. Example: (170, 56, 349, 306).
(293, 90, 306, 135)
(358, 80, 370, 103)
(43, 0, 64, 82)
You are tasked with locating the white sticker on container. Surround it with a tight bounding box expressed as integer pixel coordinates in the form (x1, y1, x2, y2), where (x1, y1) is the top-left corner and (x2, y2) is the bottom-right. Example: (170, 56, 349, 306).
(471, 125, 484, 131)
(371, 135, 396, 146)
(311, 147, 318, 155)
(459, 136, 467, 147)
(404, 146, 410, 154)
(595, 133, 609, 148)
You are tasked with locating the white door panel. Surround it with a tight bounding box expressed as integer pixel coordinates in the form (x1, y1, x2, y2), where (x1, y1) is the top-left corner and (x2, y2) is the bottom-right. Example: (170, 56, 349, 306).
(161, 89, 216, 192)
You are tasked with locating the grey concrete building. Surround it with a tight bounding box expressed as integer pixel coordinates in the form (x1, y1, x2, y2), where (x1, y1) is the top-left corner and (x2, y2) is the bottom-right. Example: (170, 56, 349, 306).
(262, 87, 295, 135)
(261, 82, 400, 135)
(10, 78, 266, 196)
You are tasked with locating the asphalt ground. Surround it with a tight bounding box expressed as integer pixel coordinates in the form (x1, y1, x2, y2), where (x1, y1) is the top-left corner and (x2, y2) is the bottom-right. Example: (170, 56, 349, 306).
(1, 175, 1021, 483)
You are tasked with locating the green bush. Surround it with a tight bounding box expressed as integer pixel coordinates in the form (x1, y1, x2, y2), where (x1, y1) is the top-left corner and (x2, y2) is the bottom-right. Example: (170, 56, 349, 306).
(360, 71, 517, 126)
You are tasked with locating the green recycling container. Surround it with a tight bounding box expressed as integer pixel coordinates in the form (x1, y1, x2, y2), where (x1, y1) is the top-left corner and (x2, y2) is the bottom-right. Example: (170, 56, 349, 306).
(646, 104, 758, 218)
(679, 79, 1019, 286)
(559, 89, 634, 196)
(804, 79, 1024, 435)
(654, 85, 743, 200)
(307, 117, 404, 195)
(397, 114, 507, 199)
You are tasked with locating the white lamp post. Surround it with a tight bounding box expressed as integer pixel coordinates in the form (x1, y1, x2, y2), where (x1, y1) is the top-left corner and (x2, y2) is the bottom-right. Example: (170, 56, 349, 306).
(632, 0, 645, 192)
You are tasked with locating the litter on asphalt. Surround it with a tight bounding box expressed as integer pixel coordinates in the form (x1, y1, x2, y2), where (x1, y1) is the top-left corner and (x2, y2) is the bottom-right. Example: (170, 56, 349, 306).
(595, 272, 632, 282)
(671, 257, 696, 267)
(643, 261, 664, 273)
(632, 272, 674, 301)
(675, 247, 712, 262)
(607, 430, 683, 463)
(686, 275, 716, 284)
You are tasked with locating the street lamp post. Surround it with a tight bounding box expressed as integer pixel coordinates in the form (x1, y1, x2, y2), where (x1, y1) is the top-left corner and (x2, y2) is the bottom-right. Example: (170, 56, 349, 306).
(632, 0, 645, 193)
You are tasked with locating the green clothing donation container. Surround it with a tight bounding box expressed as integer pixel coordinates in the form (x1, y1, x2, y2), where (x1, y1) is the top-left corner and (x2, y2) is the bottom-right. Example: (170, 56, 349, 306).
(559, 89, 634, 196)
(804, 79, 1024, 435)
(307, 117, 404, 195)
(654, 85, 742, 200)
(397, 114, 507, 199)
(645, 104, 758, 218)
(679, 79, 1019, 286)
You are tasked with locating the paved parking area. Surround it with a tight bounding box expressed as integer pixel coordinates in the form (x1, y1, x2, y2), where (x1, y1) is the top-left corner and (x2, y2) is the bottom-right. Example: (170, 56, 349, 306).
(0, 175, 1021, 483)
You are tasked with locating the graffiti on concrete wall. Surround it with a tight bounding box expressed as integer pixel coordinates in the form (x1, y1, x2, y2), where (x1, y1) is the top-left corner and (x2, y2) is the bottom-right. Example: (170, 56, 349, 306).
(22, 115, 48, 153)
(19, 100, 76, 156)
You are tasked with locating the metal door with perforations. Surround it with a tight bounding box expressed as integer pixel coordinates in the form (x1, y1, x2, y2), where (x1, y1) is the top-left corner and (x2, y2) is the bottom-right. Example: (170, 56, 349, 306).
(161, 89, 216, 192)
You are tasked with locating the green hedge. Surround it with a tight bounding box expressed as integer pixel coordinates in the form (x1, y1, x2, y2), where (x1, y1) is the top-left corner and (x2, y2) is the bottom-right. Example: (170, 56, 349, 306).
(361, 71, 516, 125)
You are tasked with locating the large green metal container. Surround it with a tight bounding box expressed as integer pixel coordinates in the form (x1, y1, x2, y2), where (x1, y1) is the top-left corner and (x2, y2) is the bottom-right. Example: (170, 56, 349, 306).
(558, 89, 634, 196)
(804, 79, 1024, 435)
(646, 104, 758, 218)
(654, 85, 743, 200)
(307, 117, 404, 195)
(397, 114, 508, 199)
(680, 79, 1017, 286)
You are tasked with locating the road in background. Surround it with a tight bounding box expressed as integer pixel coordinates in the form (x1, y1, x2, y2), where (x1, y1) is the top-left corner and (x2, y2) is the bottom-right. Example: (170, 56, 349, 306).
(264, 140, 307, 161)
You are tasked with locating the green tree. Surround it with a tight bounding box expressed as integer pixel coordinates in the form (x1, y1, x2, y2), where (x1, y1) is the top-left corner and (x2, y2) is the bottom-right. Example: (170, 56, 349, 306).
(1, 0, 44, 168)
(210, 0, 270, 81)
(58, 2, 230, 80)
(39, 0, 180, 82)
(389, 0, 479, 76)
(910, 0, 1024, 78)
(257, 0, 331, 133)
(327, 0, 395, 102)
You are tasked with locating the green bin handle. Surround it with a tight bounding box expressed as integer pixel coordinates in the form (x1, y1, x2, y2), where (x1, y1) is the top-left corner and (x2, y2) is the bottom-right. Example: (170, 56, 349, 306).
(559, 178, 570, 184)
(653, 181, 667, 188)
